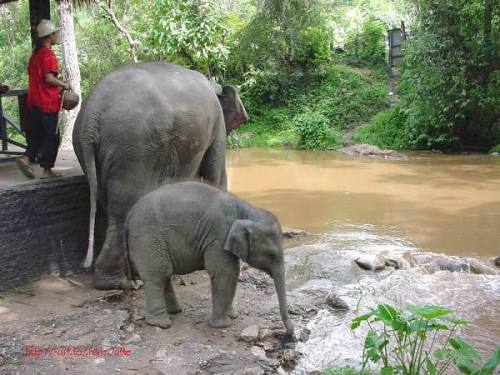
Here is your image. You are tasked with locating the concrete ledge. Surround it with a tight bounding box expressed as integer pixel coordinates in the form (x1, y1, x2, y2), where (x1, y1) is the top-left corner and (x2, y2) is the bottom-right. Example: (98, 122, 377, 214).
(0, 176, 90, 290)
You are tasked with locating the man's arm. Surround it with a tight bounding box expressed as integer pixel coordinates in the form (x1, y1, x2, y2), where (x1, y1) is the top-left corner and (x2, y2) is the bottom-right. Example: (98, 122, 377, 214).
(45, 72, 70, 90)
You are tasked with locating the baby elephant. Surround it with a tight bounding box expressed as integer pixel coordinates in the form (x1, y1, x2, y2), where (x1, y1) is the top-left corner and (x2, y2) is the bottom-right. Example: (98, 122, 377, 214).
(125, 182, 294, 335)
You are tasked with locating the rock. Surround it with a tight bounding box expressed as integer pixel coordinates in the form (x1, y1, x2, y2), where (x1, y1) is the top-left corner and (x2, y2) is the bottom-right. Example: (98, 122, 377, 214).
(338, 144, 401, 158)
(281, 349, 299, 368)
(469, 260, 497, 275)
(123, 334, 141, 344)
(383, 251, 412, 270)
(494, 257, 500, 267)
(259, 328, 273, 340)
(307, 371, 322, 375)
(325, 293, 349, 310)
(277, 367, 289, 375)
(299, 328, 311, 342)
(281, 227, 308, 238)
(240, 325, 260, 343)
(130, 279, 144, 290)
(355, 254, 386, 271)
(261, 341, 274, 352)
(250, 346, 267, 361)
(234, 367, 265, 375)
(124, 323, 135, 333)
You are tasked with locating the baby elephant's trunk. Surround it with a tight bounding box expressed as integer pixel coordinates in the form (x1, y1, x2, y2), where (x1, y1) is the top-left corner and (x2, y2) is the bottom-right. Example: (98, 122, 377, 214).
(272, 266, 294, 336)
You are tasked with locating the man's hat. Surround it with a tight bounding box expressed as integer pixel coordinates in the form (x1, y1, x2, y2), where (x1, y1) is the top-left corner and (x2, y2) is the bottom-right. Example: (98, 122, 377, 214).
(36, 19, 60, 38)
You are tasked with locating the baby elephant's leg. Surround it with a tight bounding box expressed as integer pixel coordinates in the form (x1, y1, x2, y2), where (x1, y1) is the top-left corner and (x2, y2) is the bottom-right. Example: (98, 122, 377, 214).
(165, 278, 182, 314)
(143, 273, 172, 328)
(206, 255, 240, 328)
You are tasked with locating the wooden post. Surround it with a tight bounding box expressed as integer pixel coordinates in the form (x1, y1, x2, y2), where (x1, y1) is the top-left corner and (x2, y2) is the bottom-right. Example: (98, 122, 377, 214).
(29, 0, 51, 49)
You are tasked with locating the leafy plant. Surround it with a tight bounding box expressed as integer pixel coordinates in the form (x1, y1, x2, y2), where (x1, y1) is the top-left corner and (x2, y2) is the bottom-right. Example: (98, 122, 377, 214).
(396, 0, 500, 150)
(293, 111, 341, 150)
(351, 304, 500, 375)
(345, 19, 387, 67)
(146, 0, 229, 77)
(354, 105, 413, 149)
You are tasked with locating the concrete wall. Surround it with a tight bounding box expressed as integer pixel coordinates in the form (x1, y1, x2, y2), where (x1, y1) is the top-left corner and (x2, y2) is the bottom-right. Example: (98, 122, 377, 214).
(0, 176, 90, 290)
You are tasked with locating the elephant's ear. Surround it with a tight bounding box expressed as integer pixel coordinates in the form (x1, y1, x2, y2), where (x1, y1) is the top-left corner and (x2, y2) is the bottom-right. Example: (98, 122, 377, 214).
(224, 219, 254, 262)
(219, 85, 248, 134)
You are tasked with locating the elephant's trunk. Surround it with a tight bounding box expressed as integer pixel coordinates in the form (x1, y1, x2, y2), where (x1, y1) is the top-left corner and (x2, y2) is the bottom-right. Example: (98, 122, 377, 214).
(273, 266, 294, 336)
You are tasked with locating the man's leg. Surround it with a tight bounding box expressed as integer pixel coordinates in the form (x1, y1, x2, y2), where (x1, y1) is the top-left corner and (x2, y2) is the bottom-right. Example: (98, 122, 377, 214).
(39, 111, 61, 177)
(17, 107, 42, 178)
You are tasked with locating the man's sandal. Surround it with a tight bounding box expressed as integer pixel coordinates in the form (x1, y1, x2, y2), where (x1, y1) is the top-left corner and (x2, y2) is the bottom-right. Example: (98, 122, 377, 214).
(16, 158, 35, 179)
(40, 172, 63, 179)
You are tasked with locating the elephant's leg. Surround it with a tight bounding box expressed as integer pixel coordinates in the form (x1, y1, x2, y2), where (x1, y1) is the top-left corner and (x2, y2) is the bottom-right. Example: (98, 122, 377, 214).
(199, 134, 227, 191)
(93, 218, 129, 290)
(205, 253, 239, 328)
(165, 278, 182, 314)
(143, 275, 172, 329)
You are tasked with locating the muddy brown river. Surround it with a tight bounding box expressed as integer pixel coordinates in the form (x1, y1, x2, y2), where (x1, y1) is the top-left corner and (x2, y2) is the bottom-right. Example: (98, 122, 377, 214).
(227, 149, 500, 257)
(227, 149, 499, 372)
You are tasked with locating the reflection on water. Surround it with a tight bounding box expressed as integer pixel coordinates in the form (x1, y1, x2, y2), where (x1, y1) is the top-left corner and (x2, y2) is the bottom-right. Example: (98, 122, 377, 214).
(227, 149, 500, 257)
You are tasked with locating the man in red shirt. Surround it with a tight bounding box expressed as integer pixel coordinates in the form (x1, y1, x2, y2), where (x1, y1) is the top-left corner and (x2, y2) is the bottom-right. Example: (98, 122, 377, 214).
(16, 19, 69, 179)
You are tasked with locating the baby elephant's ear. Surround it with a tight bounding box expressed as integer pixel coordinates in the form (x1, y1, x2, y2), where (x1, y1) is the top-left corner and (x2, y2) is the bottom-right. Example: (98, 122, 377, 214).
(224, 220, 254, 262)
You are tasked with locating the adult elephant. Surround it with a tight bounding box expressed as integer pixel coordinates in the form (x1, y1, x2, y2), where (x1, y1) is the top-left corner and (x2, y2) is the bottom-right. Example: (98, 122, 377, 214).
(73, 62, 248, 290)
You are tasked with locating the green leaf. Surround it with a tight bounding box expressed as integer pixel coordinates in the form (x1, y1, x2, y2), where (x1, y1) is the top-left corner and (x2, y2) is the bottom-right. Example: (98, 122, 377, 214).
(426, 358, 437, 375)
(376, 304, 399, 325)
(477, 347, 500, 374)
(381, 366, 394, 375)
(434, 348, 453, 360)
(364, 330, 385, 363)
(406, 304, 453, 319)
(449, 338, 481, 361)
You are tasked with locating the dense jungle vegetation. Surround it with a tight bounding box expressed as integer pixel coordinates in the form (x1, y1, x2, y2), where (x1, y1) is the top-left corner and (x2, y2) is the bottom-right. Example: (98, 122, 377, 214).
(0, 0, 498, 151)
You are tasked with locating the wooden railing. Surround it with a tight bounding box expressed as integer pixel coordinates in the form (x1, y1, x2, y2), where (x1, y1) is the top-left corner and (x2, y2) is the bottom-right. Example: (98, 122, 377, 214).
(0, 89, 28, 155)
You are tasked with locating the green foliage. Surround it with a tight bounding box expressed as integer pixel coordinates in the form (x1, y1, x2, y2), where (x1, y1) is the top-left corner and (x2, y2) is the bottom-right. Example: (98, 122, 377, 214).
(345, 19, 387, 67)
(293, 111, 342, 150)
(76, 11, 131, 98)
(146, 0, 229, 77)
(236, 64, 388, 149)
(228, 0, 332, 106)
(354, 104, 413, 149)
(395, 0, 500, 150)
(352, 303, 500, 375)
(490, 144, 500, 153)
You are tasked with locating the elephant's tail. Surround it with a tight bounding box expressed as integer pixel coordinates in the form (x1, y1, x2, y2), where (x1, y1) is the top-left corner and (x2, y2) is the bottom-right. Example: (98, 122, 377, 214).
(82, 140, 98, 269)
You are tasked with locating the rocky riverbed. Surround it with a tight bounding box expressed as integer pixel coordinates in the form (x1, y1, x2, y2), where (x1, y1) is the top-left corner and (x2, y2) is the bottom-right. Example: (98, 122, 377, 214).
(1, 228, 498, 374)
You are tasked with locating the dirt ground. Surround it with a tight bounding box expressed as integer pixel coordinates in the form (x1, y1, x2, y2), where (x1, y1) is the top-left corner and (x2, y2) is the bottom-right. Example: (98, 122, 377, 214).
(0, 267, 304, 375)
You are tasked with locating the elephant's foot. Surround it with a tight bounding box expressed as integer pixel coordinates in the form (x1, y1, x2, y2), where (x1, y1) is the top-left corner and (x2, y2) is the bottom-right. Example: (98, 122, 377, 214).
(93, 271, 130, 290)
(145, 313, 172, 329)
(167, 304, 182, 314)
(228, 305, 239, 319)
(208, 316, 232, 329)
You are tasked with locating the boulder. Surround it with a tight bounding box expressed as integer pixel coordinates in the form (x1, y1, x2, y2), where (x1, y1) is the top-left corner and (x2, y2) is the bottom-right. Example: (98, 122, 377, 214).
(355, 254, 386, 271)
(240, 325, 260, 343)
(282, 227, 309, 238)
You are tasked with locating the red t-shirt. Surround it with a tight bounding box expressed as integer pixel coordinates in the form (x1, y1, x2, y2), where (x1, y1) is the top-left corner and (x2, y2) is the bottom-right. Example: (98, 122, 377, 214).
(27, 46, 61, 113)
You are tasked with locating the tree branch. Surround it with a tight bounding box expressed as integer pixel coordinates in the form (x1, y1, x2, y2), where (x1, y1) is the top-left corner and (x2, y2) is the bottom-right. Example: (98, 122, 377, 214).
(93, 0, 138, 63)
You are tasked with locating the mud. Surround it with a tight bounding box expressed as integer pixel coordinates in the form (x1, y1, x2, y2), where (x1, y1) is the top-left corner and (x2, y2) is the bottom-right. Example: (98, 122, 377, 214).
(0, 269, 300, 375)
(1, 231, 498, 374)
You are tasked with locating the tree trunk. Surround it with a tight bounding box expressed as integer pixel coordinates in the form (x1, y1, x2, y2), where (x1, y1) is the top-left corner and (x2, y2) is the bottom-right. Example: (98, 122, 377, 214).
(57, 0, 81, 151)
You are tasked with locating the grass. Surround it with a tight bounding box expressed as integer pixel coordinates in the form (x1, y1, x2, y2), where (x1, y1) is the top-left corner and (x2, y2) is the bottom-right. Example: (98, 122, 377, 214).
(235, 64, 389, 149)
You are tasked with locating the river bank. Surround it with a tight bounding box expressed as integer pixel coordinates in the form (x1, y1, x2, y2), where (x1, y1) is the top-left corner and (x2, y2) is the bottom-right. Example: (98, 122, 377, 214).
(1, 229, 498, 374)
